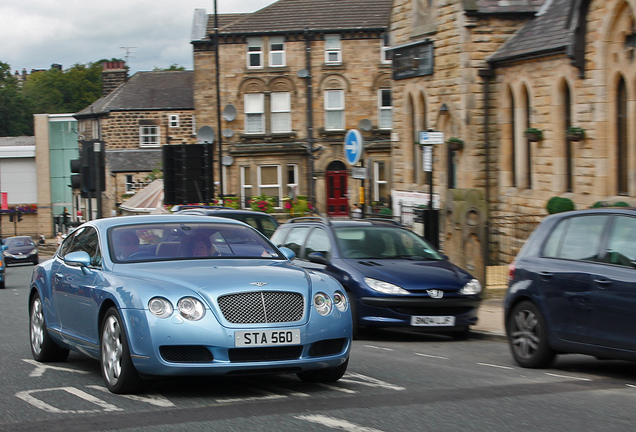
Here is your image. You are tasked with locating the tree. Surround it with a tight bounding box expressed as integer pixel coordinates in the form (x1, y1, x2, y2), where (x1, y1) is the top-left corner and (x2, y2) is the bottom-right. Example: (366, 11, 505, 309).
(21, 60, 107, 114)
(0, 61, 32, 135)
(153, 64, 186, 71)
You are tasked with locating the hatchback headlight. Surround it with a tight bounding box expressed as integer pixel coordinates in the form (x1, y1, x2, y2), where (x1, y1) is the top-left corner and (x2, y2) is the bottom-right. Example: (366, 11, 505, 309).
(148, 297, 173, 318)
(178, 297, 206, 321)
(364, 277, 409, 295)
(333, 291, 348, 312)
(313, 292, 332, 316)
(459, 278, 482, 295)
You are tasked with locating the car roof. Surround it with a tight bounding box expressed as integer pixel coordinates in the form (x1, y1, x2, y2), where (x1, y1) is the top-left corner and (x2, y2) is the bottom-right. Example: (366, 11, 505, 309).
(176, 208, 276, 218)
(81, 214, 251, 230)
(283, 217, 403, 228)
(544, 207, 636, 221)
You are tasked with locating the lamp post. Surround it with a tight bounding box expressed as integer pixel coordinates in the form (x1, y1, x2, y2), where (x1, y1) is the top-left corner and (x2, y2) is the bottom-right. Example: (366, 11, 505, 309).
(214, 0, 224, 202)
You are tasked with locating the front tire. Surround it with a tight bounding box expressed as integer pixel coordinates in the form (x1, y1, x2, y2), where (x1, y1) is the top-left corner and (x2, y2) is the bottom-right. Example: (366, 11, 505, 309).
(506, 301, 555, 368)
(297, 358, 349, 383)
(100, 307, 143, 394)
(30, 292, 69, 362)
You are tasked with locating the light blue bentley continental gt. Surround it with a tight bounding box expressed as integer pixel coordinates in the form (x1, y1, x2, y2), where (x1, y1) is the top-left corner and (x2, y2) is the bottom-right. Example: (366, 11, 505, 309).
(28, 215, 351, 394)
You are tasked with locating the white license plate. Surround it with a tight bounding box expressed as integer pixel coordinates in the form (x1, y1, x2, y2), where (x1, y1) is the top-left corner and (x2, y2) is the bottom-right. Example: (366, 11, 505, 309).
(235, 329, 301, 347)
(411, 316, 455, 326)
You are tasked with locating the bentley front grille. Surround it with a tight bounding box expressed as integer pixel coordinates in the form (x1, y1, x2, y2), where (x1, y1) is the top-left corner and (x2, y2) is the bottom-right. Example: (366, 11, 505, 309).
(217, 291, 304, 324)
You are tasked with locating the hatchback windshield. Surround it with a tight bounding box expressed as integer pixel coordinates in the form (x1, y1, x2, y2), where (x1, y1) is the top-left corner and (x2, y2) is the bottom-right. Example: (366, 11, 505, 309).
(110, 222, 282, 263)
(334, 227, 443, 260)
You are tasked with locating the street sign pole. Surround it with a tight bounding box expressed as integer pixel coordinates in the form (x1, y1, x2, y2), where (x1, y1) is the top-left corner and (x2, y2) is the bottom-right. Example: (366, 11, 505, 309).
(344, 129, 364, 217)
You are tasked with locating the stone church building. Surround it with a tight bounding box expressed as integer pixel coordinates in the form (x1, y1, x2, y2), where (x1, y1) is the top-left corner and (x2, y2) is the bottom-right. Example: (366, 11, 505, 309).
(387, 0, 636, 279)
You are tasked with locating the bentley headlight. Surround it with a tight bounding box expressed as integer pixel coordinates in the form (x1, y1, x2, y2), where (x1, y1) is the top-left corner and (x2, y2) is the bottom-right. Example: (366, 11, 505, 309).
(364, 277, 409, 295)
(178, 297, 206, 321)
(313, 292, 332, 316)
(459, 278, 482, 295)
(333, 291, 348, 312)
(148, 297, 173, 318)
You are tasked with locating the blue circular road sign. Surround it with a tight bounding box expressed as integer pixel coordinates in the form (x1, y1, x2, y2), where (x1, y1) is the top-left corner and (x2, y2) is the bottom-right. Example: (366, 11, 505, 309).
(344, 129, 363, 166)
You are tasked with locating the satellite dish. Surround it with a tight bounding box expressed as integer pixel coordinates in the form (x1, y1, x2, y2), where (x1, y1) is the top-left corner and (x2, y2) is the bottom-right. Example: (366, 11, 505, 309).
(222, 104, 237, 122)
(222, 129, 234, 138)
(297, 69, 309, 78)
(359, 119, 373, 132)
(222, 155, 234, 166)
(197, 126, 214, 143)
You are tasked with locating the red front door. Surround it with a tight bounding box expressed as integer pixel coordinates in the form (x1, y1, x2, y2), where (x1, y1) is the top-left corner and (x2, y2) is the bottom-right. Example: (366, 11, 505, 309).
(326, 170, 349, 217)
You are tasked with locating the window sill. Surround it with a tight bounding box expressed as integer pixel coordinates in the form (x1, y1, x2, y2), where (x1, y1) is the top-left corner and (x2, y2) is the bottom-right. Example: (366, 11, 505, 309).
(240, 132, 297, 141)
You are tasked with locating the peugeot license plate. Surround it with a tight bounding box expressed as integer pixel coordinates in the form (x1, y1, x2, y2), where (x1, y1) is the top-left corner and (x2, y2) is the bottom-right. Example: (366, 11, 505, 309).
(235, 329, 301, 347)
(410, 316, 455, 326)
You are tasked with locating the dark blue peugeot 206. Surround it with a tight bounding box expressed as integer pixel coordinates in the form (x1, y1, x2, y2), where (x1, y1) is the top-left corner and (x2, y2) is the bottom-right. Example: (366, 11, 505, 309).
(271, 218, 482, 339)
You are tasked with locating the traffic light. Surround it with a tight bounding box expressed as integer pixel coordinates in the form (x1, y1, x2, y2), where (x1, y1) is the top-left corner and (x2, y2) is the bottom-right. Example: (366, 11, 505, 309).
(16, 210, 22, 222)
(8, 213, 13, 222)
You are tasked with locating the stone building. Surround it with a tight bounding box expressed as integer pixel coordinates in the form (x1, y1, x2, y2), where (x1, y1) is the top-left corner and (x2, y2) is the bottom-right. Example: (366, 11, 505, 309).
(387, 0, 635, 282)
(191, 0, 393, 216)
(74, 62, 195, 218)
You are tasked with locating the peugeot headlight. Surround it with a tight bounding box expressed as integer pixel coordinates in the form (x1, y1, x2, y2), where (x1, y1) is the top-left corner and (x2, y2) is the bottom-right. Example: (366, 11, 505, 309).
(313, 292, 332, 316)
(148, 297, 173, 318)
(333, 291, 348, 312)
(177, 297, 206, 321)
(364, 277, 409, 295)
(459, 278, 482, 295)
(28, 249, 37, 256)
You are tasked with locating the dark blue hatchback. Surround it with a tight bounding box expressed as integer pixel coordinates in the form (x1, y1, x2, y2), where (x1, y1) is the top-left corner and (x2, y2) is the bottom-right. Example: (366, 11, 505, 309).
(505, 208, 636, 367)
(271, 218, 482, 338)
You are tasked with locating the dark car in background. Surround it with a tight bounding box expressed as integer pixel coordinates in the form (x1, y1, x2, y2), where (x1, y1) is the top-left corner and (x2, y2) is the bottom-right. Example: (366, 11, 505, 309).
(3, 235, 38, 265)
(271, 217, 482, 338)
(174, 206, 279, 238)
(505, 208, 636, 368)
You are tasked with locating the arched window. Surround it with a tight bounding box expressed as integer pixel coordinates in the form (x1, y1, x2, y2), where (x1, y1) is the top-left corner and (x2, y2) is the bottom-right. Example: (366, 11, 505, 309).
(564, 83, 573, 193)
(408, 95, 417, 183)
(523, 85, 532, 189)
(507, 86, 516, 188)
(617, 77, 628, 195)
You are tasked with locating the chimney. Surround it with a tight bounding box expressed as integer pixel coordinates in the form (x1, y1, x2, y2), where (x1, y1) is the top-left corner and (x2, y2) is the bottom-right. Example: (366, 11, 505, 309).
(102, 61, 128, 96)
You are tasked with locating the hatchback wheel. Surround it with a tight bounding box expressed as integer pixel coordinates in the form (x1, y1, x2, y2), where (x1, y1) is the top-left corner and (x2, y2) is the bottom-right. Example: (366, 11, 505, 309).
(100, 307, 142, 394)
(507, 301, 555, 368)
(30, 292, 69, 362)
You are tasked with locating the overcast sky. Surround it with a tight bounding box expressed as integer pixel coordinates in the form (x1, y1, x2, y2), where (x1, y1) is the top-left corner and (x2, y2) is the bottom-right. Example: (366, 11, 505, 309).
(0, 0, 277, 75)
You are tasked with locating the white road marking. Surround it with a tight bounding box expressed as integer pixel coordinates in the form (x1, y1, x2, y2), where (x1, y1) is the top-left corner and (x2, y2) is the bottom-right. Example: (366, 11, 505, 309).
(216, 388, 287, 404)
(87, 385, 176, 407)
(296, 414, 386, 432)
(23, 358, 90, 377)
(545, 373, 592, 381)
(415, 352, 448, 360)
(340, 372, 405, 391)
(364, 345, 394, 351)
(16, 387, 123, 414)
(317, 383, 358, 394)
(477, 362, 513, 370)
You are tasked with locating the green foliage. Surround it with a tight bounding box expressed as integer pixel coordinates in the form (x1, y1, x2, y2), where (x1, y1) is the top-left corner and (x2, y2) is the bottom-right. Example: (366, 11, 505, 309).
(0, 61, 32, 135)
(22, 60, 108, 114)
(284, 195, 312, 216)
(566, 126, 585, 140)
(153, 64, 186, 71)
(248, 195, 276, 213)
(525, 127, 543, 141)
(546, 196, 575, 214)
(221, 197, 240, 209)
(591, 201, 630, 208)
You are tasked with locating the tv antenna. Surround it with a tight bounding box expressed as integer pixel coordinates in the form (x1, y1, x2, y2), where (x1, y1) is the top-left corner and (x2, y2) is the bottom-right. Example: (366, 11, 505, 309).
(120, 46, 137, 64)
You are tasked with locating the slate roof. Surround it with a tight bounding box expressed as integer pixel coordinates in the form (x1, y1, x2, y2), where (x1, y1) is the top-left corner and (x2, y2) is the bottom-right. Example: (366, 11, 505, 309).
(0, 136, 36, 147)
(106, 149, 162, 173)
(75, 71, 193, 117)
(489, 0, 574, 64)
(208, 0, 393, 36)
(469, 0, 546, 14)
